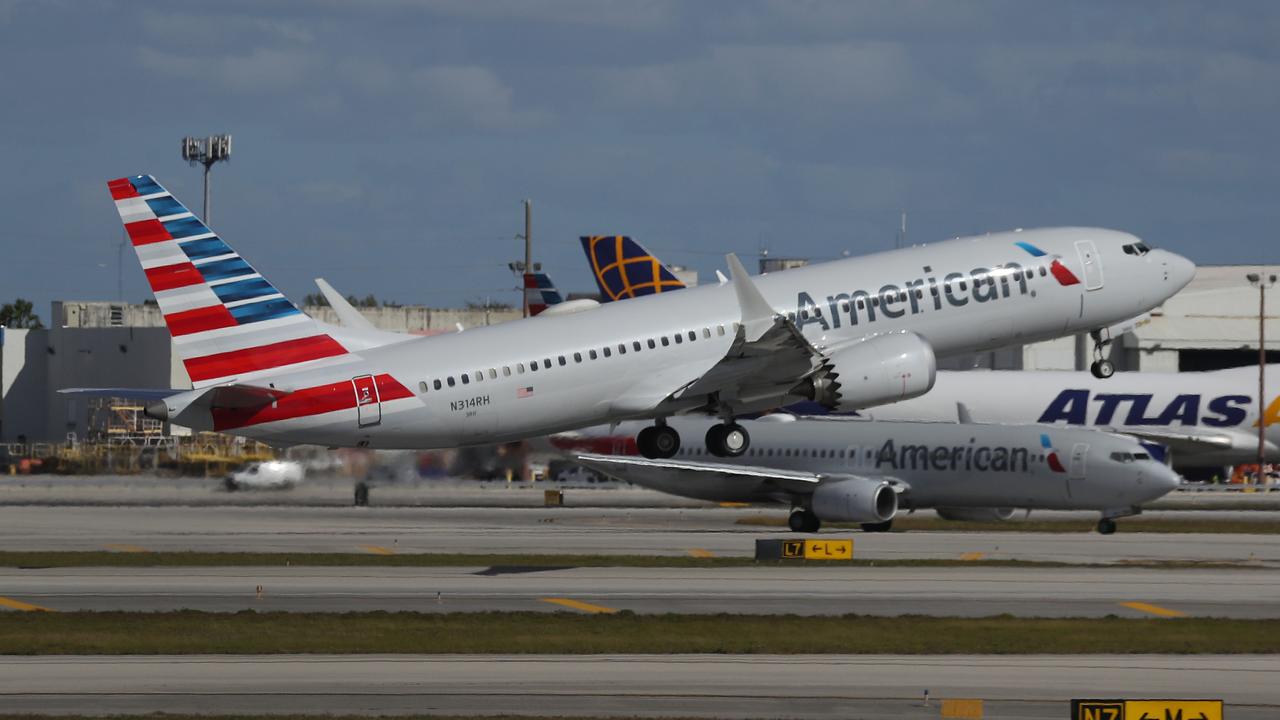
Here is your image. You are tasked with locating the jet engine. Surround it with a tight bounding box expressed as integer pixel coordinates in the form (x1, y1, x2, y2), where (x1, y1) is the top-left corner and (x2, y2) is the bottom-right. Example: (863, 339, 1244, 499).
(935, 507, 1017, 522)
(799, 331, 936, 411)
(810, 477, 898, 524)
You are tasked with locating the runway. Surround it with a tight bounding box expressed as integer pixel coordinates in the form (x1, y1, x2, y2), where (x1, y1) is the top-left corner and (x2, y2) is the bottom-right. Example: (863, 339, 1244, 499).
(1, 564, 1275, 617)
(1, 654, 1274, 718)
(1, 505, 1277, 565)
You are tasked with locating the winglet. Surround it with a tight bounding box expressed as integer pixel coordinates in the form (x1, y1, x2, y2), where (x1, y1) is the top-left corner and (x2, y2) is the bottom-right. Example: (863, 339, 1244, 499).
(314, 278, 379, 332)
(726, 253, 776, 342)
(957, 402, 974, 424)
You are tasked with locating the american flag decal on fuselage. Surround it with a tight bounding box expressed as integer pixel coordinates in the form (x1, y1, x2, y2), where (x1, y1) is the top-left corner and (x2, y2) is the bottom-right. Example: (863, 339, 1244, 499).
(108, 175, 348, 387)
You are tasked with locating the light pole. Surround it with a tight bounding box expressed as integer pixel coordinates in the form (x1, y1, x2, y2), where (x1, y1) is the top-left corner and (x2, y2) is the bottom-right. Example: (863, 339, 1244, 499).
(180, 135, 232, 225)
(1247, 271, 1276, 484)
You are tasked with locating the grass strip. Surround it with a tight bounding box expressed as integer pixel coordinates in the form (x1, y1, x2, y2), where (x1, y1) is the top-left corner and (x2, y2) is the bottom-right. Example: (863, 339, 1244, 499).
(0, 551, 1257, 570)
(1, 611, 1276, 655)
(736, 515, 1280, 534)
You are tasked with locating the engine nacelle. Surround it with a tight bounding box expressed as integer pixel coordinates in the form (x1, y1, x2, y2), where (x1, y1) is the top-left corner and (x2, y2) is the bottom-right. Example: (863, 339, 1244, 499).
(810, 477, 898, 524)
(935, 507, 1017, 522)
(800, 332, 936, 411)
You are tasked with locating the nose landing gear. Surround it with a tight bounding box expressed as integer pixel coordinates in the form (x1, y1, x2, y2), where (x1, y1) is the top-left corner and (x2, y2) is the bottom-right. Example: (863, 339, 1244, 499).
(1089, 329, 1115, 379)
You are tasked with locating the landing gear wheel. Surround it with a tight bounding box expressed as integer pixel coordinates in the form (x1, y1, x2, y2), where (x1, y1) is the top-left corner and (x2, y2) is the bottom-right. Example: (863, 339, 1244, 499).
(860, 520, 894, 533)
(788, 509, 821, 533)
(1096, 518, 1118, 535)
(706, 423, 750, 457)
(638, 424, 680, 459)
(1090, 359, 1115, 379)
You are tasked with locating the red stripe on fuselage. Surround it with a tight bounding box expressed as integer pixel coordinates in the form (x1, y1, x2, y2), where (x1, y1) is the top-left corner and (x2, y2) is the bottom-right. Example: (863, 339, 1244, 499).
(108, 178, 139, 200)
(184, 334, 348, 383)
(166, 304, 237, 336)
(1050, 259, 1081, 286)
(144, 262, 205, 292)
(126, 219, 171, 246)
(212, 373, 413, 431)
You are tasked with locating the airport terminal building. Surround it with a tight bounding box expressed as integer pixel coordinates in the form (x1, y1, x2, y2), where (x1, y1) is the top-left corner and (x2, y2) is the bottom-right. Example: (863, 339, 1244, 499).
(1, 265, 1275, 443)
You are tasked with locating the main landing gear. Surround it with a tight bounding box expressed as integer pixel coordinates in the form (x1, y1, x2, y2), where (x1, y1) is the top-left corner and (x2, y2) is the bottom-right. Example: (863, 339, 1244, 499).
(1089, 329, 1115, 379)
(705, 422, 750, 458)
(636, 420, 752, 459)
(637, 424, 680, 459)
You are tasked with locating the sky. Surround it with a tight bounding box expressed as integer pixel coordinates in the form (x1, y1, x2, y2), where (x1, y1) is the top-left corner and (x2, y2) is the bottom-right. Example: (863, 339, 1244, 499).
(2, 0, 1278, 322)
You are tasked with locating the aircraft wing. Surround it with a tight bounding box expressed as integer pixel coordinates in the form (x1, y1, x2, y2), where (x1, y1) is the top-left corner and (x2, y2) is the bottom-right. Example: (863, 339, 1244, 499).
(1110, 426, 1273, 454)
(574, 452, 823, 494)
(614, 254, 825, 417)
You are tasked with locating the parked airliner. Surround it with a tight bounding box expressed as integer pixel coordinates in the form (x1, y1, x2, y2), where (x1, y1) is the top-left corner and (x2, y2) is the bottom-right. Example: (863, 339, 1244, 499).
(65, 175, 1194, 457)
(556, 415, 1180, 534)
(850, 365, 1280, 471)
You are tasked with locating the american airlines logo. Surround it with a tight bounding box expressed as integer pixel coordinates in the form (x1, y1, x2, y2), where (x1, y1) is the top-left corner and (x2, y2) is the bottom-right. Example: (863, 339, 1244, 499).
(793, 241, 1076, 333)
(1038, 391, 1252, 427)
(874, 438, 1032, 473)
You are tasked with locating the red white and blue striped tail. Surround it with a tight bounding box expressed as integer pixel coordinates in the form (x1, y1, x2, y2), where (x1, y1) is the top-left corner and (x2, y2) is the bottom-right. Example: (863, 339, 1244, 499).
(108, 175, 349, 388)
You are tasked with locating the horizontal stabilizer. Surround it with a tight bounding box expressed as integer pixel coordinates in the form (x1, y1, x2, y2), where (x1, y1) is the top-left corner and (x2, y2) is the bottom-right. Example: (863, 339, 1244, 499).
(59, 387, 185, 401)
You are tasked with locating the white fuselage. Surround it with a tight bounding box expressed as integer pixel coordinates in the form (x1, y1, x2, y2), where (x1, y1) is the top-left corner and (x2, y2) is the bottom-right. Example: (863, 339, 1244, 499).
(185, 227, 1193, 449)
(857, 365, 1280, 468)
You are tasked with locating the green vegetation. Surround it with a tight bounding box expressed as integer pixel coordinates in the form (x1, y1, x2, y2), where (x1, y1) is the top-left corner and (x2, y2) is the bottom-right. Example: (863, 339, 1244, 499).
(1, 611, 1275, 655)
(736, 514, 1280, 534)
(0, 298, 42, 329)
(0, 551, 1255, 570)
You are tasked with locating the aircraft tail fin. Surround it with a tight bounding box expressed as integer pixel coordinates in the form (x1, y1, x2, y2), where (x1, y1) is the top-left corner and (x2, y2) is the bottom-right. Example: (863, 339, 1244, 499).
(521, 271, 563, 316)
(580, 235, 686, 301)
(108, 175, 349, 388)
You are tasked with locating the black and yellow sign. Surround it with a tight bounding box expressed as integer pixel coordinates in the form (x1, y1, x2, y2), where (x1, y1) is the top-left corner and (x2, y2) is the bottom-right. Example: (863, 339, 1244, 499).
(1072, 699, 1222, 720)
(756, 538, 853, 560)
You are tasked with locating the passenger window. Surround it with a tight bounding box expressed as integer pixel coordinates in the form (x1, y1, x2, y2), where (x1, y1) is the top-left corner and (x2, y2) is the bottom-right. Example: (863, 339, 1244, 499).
(1039, 266, 1047, 276)
(717, 325, 725, 336)
(529, 361, 538, 372)
(433, 379, 442, 390)
(517, 364, 525, 374)
(618, 344, 626, 354)
(543, 359, 551, 369)
(633, 341, 642, 352)
(559, 356, 567, 366)
(461, 374, 470, 385)
(702, 328, 711, 339)
(488, 369, 497, 379)
(574, 352, 582, 362)
(589, 349, 598, 360)
(447, 376, 456, 387)
(502, 366, 511, 377)
(603, 346, 612, 357)
(474, 371, 483, 382)
(687, 330, 696, 341)
(661, 337, 670, 347)
(674, 334, 683, 344)
(418, 381, 429, 393)
(648, 339, 656, 349)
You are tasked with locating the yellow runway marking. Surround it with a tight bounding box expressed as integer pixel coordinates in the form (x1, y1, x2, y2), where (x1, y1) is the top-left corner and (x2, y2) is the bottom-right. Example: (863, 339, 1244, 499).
(358, 544, 397, 555)
(959, 552, 986, 561)
(1120, 601, 1187, 618)
(687, 548, 715, 558)
(103, 543, 148, 553)
(0, 596, 54, 612)
(540, 597, 618, 614)
(718, 502, 750, 508)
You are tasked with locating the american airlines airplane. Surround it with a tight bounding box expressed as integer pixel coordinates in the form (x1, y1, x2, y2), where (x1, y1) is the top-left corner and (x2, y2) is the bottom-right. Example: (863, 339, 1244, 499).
(66, 175, 1194, 458)
(853, 366, 1280, 471)
(555, 415, 1179, 534)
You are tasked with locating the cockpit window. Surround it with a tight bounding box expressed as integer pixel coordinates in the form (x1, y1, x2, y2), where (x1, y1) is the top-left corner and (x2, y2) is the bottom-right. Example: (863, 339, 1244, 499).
(1133, 452, 1151, 460)
(1122, 243, 1152, 256)
(1110, 452, 1134, 462)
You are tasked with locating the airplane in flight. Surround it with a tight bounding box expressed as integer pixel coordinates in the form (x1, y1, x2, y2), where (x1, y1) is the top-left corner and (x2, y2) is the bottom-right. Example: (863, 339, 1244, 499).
(557, 414, 1178, 534)
(851, 365, 1280, 472)
(66, 175, 1194, 458)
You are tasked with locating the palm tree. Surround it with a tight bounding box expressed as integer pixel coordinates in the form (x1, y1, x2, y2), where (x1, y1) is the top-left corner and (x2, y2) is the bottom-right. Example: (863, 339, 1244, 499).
(0, 298, 43, 328)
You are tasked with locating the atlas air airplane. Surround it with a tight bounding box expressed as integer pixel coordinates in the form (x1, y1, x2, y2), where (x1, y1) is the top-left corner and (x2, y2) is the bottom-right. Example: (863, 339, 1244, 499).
(852, 365, 1280, 471)
(64, 175, 1194, 457)
(554, 414, 1179, 534)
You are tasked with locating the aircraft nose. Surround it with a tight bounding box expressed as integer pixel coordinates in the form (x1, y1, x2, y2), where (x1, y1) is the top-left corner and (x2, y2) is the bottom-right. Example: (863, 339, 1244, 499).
(1158, 250, 1196, 291)
(1142, 464, 1182, 502)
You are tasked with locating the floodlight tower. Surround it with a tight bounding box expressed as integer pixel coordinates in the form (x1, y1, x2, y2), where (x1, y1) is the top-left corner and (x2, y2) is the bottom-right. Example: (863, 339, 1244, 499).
(180, 134, 232, 225)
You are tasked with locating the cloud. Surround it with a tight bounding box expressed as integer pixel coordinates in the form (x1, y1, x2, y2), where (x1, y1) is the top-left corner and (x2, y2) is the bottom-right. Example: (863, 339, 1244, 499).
(137, 46, 317, 94)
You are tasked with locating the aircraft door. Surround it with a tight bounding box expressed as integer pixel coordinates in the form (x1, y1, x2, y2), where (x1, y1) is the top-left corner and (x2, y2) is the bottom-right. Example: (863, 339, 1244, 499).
(1074, 240, 1104, 291)
(352, 375, 381, 428)
(845, 446, 861, 469)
